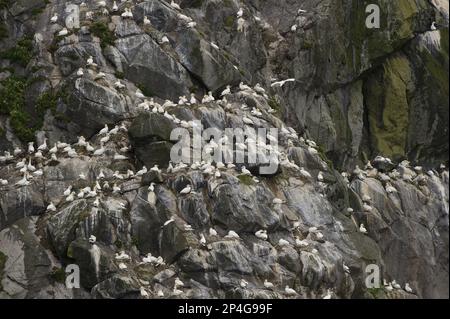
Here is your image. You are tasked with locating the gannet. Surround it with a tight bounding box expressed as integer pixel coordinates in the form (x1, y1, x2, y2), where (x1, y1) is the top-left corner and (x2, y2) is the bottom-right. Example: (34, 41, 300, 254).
(255, 230, 268, 240)
(271, 78, 295, 88)
(323, 289, 333, 299)
(236, 8, 243, 18)
(278, 238, 290, 247)
(16, 174, 30, 187)
(225, 230, 240, 239)
(58, 28, 69, 36)
(264, 279, 274, 289)
(28, 142, 35, 154)
(284, 285, 297, 296)
(143, 16, 151, 25)
(209, 228, 218, 236)
(114, 153, 128, 160)
(93, 144, 105, 156)
(431, 21, 437, 30)
(118, 262, 127, 270)
(140, 287, 149, 298)
(359, 224, 368, 234)
(170, 0, 181, 10)
(89, 235, 96, 244)
(241, 166, 252, 176)
(50, 13, 58, 23)
(47, 202, 57, 212)
(180, 184, 192, 194)
(405, 283, 413, 293)
(115, 251, 130, 261)
(65, 192, 75, 202)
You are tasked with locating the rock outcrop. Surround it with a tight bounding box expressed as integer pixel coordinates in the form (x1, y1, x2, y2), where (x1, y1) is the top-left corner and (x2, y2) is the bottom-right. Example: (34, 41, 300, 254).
(0, 0, 448, 299)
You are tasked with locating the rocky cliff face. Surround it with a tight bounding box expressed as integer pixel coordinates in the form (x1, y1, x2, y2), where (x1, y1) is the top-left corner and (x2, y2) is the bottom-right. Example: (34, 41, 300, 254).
(0, 0, 448, 299)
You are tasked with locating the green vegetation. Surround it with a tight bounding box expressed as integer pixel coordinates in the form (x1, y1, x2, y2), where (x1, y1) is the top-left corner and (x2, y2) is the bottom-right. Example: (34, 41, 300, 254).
(0, 77, 64, 142)
(238, 174, 254, 186)
(137, 84, 154, 97)
(224, 16, 235, 29)
(115, 71, 124, 79)
(0, 36, 33, 67)
(50, 267, 66, 284)
(268, 96, 282, 114)
(90, 21, 116, 48)
(0, 0, 12, 9)
(367, 287, 385, 299)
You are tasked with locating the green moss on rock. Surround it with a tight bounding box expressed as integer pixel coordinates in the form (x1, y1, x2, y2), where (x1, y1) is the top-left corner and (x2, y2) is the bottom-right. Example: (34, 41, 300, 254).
(365, 54, 412, 159)
(0, 36, 33, 67)
(90, 21, 116, 49)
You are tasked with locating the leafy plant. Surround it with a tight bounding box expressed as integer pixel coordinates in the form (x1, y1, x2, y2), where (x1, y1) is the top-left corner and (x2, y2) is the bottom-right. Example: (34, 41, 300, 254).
(0, 36, 33, 67)
(90, 21, 116, 48)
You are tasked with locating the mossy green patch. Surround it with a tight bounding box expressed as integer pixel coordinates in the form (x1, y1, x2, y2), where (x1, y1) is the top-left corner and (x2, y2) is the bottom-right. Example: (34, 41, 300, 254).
(365, 55, 411, 158)
(0, 36, 33, 67)
(50, 267, 66, 284)
(0, 78, 64, 142)
(0, 0, 12, 9)
(90, 21, 116, 49)
(237, 174, 254, 186)
(224, 16, 235, 29)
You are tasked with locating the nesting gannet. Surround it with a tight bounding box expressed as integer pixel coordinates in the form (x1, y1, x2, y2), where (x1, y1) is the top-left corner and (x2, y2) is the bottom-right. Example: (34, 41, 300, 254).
(50, 13, 58, 23)
(143, 16, 151, 25)
(180, 184, 192, 195)
(431, 21, 437, 31)
(174, 277, 184, 288)
(65, 192, 75, 202)
(284, 285, 297, 296)
(323, 289, 333, 299)
(291, 24, 297, 32)
(209, 228, 218, 236)
(16, 174, 30, 187)
(236, 8, 243, 18)
(28, 142, 35, 154)
(89, 235, 97, 244)
(225, 230, 240, 239)
(241, 166, 252, 176)
(255, 229, 268, 240)
(93, 144, 105, 156)
(240, 279, 248, 288)
(343, 263, 350, 274)
(278, 238, 290, 247)
(47, 202, 57, 212)
(359, 224, 368, 234)
(170, 0, 181, 10)
(405, 283, 413, 293)
(199, 233, 207, 246)
(139, 287, 149, 298)
(299, 167, 312, 179)
(115, 251, 131, 261)
(118, 262, 127, 270)
(264, 279, 274, 289)
(58, 28, 69, 36)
